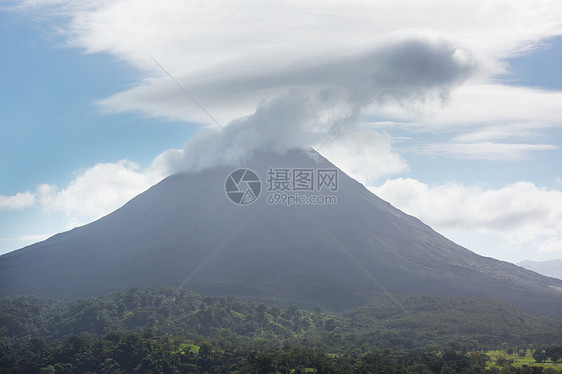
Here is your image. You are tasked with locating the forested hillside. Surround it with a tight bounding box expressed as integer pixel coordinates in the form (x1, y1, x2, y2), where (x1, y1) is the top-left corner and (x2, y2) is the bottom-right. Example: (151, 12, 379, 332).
(1, 288, 561, 373)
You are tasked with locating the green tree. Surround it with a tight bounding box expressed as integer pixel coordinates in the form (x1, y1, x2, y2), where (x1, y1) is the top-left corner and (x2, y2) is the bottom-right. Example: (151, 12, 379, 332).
(533, 348, 548, 363)
(99, 358, 122, 374)
(324, 318, 336, 332)
(545, 345, 562, 362)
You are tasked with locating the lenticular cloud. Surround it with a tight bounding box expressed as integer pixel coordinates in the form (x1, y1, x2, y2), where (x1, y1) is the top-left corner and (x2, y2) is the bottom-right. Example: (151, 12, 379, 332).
(145, 37, 475, 175)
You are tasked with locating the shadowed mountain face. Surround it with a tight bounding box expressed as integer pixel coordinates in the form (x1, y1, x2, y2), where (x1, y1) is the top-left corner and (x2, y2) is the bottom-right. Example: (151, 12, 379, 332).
(1, 150, 561, 316)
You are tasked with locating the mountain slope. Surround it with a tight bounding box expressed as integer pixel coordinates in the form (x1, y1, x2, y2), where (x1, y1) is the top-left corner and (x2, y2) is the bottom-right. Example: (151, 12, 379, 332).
(1, 149, 561, 316)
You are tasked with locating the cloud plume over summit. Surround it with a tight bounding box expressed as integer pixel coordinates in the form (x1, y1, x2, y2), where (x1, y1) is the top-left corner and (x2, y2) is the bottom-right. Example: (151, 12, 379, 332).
(144, 37, 474, 174)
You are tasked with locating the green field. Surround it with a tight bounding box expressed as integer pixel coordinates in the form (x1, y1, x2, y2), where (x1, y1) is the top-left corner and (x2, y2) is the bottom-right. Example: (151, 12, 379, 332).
(486, 349, 562, 372)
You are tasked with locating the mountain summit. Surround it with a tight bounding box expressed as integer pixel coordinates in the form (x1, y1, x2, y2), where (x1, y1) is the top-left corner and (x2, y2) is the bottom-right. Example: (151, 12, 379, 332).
(1, 149, 561, 315)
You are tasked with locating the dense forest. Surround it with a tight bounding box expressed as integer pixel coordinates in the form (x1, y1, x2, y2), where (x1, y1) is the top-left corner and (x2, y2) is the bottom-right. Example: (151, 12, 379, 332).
(1, 288, 561, 373)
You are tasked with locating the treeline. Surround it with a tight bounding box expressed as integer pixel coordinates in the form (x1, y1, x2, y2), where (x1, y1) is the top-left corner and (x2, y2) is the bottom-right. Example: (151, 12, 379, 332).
(2, 332, 561, 373)
(533, 345, 562, 363)
(1, 288, 561, 373)
(2, 288, 560, 352)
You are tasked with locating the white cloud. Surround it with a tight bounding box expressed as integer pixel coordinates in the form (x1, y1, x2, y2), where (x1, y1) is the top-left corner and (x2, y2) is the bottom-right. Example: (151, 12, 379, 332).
(140, 35, 473, 175)
(96, 37, 474, 126)
(67, 1, 562, 164)
(0, 192, 35, 211)
(321, 129, 409, 184)
(19, 0, 562, 72)
(38, 160, 161, 226)
(0, 159, 166, 251)
(366, 83, 562, 160)
(415, 142, 557, 161)
(372, 178, 562, 234)
(10, 1, 562, 126)
(537, 237, 562, 254)
(412, 84, 562, 130)
(8, 0, 562, 165)
(371, 178, 562, 259)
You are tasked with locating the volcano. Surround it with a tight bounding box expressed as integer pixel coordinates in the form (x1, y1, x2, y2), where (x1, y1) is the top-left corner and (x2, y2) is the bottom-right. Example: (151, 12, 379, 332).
(1, 149, 561, 316)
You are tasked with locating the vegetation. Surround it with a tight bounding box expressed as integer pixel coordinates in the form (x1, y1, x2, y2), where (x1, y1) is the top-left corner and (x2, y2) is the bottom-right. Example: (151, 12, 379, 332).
(486, 348, 562, 372)
(1, 288, 561, 373)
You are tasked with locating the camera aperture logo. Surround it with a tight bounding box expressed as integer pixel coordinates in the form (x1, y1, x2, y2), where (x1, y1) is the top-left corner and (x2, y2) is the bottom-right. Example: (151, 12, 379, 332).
(225, 168, 261, 205)
(225, 167, 338, 206)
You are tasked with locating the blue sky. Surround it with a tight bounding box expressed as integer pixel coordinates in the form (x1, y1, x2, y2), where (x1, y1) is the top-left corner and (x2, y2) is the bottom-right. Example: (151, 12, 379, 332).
(0, 11, 195, 191)
(1, 1, 562, 263)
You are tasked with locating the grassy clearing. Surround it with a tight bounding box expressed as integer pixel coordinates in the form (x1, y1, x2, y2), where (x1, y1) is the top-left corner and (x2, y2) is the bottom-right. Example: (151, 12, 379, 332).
(486, 349, 562, 372)
(174, 343, 200, 355)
